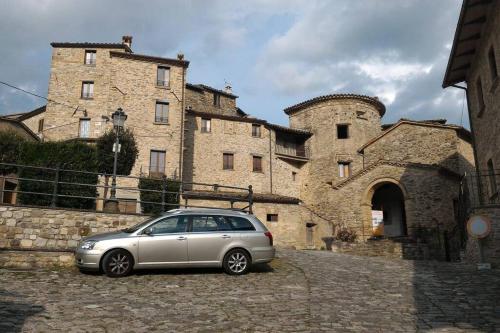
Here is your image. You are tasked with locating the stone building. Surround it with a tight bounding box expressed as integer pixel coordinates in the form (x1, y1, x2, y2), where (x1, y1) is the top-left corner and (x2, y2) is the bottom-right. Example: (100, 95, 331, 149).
(443, 0, 500, 266)
(2, 36, 474, 258)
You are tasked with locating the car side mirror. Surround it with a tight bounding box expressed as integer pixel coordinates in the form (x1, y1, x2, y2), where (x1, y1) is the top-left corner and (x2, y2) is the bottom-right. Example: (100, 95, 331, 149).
(143, 227, 153, 236)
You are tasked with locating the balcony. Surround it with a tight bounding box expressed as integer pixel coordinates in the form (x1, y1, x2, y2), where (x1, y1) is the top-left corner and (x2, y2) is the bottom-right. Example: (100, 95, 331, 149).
(275, 144, 310, 160)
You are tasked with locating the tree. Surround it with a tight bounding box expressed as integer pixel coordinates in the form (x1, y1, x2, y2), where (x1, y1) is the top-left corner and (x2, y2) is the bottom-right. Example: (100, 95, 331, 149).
(0, 131, 27, 175)
(96, 128, 139, 199)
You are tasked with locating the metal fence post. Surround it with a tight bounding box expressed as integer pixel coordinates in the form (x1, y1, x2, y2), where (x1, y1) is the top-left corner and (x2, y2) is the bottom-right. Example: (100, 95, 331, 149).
(161, 175, 167, 213)
(248, 185, 253, 214)
(51, 164, 60, 208)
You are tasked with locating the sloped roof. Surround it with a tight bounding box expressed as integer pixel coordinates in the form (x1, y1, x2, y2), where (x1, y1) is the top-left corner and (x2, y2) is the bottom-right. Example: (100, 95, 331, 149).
(0, 116, 41, 141)
(443, 0, 495, 87)
(2, 105, 46, 121)
(51, 42, 132, 53)
(186, 83, 238, 98)
(284, 94, 386, 116)
(358, 119, 471, 153)
(110, 51, 189, 68)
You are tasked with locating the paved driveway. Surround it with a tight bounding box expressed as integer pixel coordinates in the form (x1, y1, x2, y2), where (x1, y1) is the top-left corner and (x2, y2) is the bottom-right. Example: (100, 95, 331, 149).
(1, 250, 499, 332)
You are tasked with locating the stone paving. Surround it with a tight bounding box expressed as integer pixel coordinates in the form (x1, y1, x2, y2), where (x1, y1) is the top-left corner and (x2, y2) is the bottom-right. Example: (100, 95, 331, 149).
(0, 250, 499, 332)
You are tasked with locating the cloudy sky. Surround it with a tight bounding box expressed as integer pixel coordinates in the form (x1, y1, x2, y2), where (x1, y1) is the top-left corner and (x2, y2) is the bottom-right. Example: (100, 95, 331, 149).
(0, 0, 467, 127)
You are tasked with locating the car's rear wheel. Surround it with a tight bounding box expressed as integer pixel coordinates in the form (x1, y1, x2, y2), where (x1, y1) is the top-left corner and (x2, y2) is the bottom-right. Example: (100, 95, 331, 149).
(102, 249, 133, 278)
(223, 249, 251, 275)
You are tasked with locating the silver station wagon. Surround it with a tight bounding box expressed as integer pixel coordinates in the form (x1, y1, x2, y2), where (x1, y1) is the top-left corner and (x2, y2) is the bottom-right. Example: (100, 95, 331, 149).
(75, 208, 275, 277)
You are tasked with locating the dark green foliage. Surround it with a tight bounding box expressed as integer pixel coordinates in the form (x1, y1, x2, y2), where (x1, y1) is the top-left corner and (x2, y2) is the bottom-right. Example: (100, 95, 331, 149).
(17, 141, 98, 209)
(96, 129, 138, 176)
(139, 177, 181, 214)
(0, 131, 27, 175)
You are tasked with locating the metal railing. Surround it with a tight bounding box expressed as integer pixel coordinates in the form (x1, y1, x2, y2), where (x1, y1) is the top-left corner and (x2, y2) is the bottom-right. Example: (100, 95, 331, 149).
(275, 144, 310, 159)
(0, 162, 253, 215)
(462, 170, 500, 210)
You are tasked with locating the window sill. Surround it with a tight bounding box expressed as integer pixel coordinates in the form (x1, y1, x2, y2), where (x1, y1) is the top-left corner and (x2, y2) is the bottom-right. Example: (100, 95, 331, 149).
(84, 64, 96, 67)
(200, 131, 211, 134)
(253, 171, 264, 174)
(81, 97, 94, 100)
(222, 168, 234, 171)
(156, 85, 170, 90)
(153, 122, 169, 126)
(252, 136, 262, 139)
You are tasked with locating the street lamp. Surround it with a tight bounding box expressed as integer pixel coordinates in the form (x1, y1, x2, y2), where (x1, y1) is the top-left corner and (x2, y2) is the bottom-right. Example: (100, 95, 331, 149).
(106, 108, 127, 211)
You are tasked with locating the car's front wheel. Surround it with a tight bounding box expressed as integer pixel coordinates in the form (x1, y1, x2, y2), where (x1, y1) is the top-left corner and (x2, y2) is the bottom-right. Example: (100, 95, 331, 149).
(223, 249, 251, 275)
(102, 249, 133, 277)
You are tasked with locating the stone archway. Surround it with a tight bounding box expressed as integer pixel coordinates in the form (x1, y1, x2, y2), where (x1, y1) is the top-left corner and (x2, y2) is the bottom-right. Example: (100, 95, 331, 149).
(361, 178, 409, 239)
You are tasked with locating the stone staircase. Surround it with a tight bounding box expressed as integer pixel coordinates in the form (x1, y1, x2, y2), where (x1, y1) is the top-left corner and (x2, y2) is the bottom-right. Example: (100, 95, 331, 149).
(330, 238, 430, 260)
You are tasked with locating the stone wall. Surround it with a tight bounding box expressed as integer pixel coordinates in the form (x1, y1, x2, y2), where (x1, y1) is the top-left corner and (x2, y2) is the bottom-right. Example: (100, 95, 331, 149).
(464, 206, 500, 268)
(0, 205, 147, 251)
(185, 86, 238, 116)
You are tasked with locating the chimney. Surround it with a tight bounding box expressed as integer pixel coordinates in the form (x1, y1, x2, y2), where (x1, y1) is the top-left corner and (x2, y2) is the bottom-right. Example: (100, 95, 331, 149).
(224, 81, 232, 94)
(177, 53, 184, 61)
(122, 35, 133, 49)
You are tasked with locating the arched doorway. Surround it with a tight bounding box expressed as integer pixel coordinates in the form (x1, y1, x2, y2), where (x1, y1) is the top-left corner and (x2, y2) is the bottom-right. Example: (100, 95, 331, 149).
(370, 182, 407, 238)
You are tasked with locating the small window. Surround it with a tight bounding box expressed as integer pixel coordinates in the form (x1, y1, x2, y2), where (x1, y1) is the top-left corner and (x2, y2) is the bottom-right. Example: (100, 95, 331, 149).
(149, 216, 186, 234)
(155, 101, 169, 123)
(338, 162, 351, 178)
(213, 93, 221, 107)
(487, 159, 497, 196)
(157, 66, 170, 87)
(267, 214, 278, 222)
(223, 153, 234, 170)
(149, 150, 166, 177)
(84, 50, 96, 65)
(488, 47, 498, 82)
(337, 124, 349, 139)
(476, 77, 485, 113)
(37, 118, 44, 133)
(253, 155, 262, 172)
(252, 124, 261, 137)
(292, 171, 297, 181)
(81, 81, 94, 99)
(225, 216, 255, 230)
(201, 118, 211, 133)
(79, 118, 90, 138)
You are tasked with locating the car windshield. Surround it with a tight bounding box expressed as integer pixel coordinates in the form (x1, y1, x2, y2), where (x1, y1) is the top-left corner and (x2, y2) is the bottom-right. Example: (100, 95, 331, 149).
(123, 216, 159, 233)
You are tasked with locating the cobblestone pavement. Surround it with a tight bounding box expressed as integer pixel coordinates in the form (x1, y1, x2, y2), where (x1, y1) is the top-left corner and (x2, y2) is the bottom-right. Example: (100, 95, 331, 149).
(1, 250, 499, 332)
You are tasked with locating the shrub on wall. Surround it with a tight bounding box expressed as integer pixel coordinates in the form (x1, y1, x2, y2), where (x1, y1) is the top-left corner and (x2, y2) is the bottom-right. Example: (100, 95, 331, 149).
(0, 131, 27, 175)
(17, 141, 98, 209)
(138, 177, 181, 214)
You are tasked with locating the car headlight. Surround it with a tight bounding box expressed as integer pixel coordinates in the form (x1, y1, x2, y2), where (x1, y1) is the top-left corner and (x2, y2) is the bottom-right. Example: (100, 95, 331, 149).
(80, 240, 97, 250)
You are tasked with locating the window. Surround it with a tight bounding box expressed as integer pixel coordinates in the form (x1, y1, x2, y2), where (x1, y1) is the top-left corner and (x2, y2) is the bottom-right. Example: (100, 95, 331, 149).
(79, 119, 90, 138)
(157, 66, 170, 87)
(149, 216, 186, 234)
(155, 101, 169, 123)
(37, 118, 44, 133)
(267, 214, 278, 222)
(81, 81, 94, 99)
(252, 124, 261, 137)
(224, 216, 255, 230)
(84, 50, 96, 65)
(292, 171, 297, 181)
(201, 118, 211, 133)
(488, 159, 497, 197)
(337, 124, 349, 139)
(149, 150, 166, 177)
(253, 155, 262, 172)
(213, 93, 221, 107)
(223, 153, 234, 170)
(476, 77, 485, 113)
(189, 215, 234, 232)
(338, 162, 351, 178)
(488, 47, 498, 82)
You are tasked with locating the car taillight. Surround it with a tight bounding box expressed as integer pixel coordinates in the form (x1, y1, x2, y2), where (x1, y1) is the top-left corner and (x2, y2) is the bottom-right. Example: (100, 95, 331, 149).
(264, 231, 273, 246)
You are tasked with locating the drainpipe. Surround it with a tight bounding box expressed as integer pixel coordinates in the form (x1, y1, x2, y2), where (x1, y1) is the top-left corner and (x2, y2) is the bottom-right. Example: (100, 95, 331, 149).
(269, 127, 273, 194)
(178, 65, 186, 181)
(450, 84, 484, 205)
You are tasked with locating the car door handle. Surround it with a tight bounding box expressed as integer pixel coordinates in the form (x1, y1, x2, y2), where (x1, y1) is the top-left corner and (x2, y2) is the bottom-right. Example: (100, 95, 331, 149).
(221, 235, 231, 239)
(177, 236, 187, 240)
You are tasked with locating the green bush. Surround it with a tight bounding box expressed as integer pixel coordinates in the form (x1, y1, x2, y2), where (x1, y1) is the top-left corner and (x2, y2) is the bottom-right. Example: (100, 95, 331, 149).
(0, 131, 27, 175)
(17, 141, 98, 209)
(96, 128, 138, 175)
(139, 177, 181, 214)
